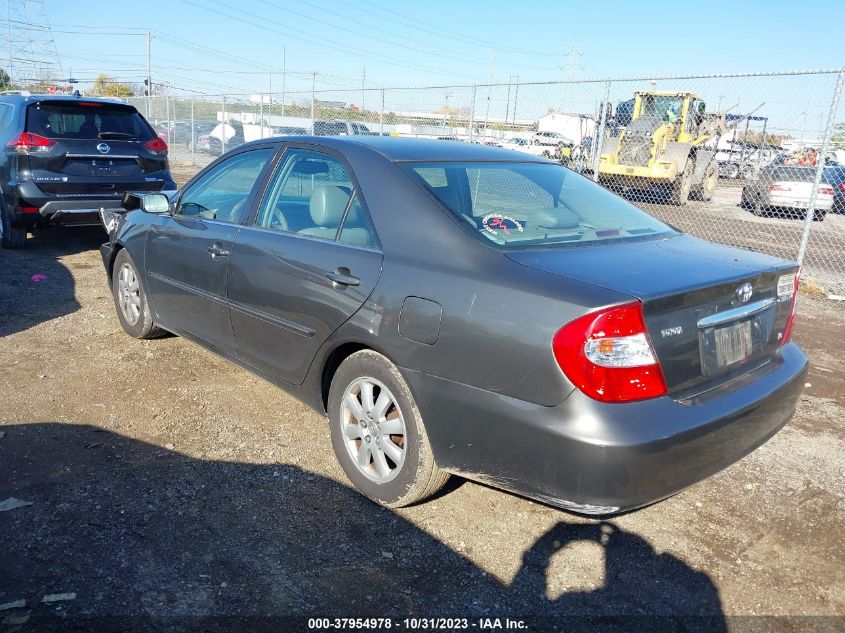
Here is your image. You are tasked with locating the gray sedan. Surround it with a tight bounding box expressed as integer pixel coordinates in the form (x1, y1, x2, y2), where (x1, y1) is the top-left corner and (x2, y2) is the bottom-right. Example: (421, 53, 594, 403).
(99, 137, 807, 514)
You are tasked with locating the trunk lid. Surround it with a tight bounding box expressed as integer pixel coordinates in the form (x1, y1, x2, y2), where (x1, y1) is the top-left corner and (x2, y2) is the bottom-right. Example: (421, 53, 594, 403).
(23, 100, 168, 198)
(507, 234, 798, 397)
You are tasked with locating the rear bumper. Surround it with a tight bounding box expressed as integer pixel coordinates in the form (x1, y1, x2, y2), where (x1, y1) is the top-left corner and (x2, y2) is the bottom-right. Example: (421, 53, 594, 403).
(403, 342, 807, 514)
(764, 192, 833, 210)
(10, 180, 176, 226)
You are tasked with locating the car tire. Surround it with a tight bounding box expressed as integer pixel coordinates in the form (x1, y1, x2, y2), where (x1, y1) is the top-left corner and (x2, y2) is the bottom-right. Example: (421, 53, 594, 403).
(328, 350, 449, 508)
(813, 210, 826, 222)
(0, 202, 27, 249)
(111, 249, 167, 339)
(668, 165, 692, 206)
(751, 196, 765, 217)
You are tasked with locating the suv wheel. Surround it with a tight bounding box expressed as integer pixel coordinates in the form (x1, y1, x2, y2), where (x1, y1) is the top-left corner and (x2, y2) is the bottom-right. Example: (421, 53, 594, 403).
(328, 350, 449, 508)
(0, 203, 27, 249)
(111, 249, 167, 339)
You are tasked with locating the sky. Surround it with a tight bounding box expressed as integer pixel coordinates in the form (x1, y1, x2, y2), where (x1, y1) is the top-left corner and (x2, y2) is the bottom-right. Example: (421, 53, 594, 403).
(9, 0, 844, 136)
(38, 0, 842, 94)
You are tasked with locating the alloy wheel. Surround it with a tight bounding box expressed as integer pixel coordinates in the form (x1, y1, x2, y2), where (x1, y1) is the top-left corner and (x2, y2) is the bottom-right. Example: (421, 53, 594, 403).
(340, 377, 407, 483)
(117, 263, 141, 325)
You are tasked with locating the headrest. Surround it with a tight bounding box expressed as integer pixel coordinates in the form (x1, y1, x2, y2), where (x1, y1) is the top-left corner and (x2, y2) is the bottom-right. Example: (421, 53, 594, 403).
(310, 185, 351, 227)
(530, 208, 580, 229)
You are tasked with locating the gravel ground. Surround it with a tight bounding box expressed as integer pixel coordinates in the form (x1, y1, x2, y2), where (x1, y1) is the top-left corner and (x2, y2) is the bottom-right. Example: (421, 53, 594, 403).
(0, 215, 843, 631)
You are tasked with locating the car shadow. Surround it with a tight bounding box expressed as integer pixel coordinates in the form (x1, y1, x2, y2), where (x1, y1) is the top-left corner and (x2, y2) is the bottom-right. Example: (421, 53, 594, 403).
(0, 423, 726, 631)
(0, 226, 103, 337)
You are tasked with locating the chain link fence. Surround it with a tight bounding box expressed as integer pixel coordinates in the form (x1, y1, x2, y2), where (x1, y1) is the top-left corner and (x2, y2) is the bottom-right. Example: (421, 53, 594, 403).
(127, 69, 845, 297)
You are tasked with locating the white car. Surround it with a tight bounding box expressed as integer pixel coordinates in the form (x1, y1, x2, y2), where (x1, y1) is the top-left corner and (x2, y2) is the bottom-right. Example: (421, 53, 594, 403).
(504, 137, 556, 158)
(741, 165, 834, 221)
(533, 131, 573, 146)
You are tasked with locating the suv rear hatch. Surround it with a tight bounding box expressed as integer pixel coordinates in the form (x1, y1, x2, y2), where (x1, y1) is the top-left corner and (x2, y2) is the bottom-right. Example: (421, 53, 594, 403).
(22, 100, 169, 200)
(508, 234, 798, 398)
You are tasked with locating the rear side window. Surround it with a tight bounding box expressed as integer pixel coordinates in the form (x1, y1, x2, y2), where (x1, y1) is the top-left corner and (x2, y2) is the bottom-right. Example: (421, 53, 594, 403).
(26, 102, 155, 141)
(405, 161, 675, 248)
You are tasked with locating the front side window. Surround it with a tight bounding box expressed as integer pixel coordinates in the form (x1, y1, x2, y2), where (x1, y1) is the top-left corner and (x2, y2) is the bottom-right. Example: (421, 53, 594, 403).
(255, 148, 378, 246)
(404, 161, 675, 248)
(175, 148, 274, 224)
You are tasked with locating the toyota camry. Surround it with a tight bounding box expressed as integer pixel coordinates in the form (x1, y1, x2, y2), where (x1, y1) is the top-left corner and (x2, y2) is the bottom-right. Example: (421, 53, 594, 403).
(99, 136, 807, 514)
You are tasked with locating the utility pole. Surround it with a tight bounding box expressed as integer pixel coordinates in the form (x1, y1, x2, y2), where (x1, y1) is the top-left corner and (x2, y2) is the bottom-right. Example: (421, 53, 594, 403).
(505, 74, 518, 125)
(483, 48, 495, 138)
(799, 101, 809, 149)
(512, 76, 520, 124)
(561, 45, 583, 111)
(282, 46, 286, 116)
(146, 31, 153, 117)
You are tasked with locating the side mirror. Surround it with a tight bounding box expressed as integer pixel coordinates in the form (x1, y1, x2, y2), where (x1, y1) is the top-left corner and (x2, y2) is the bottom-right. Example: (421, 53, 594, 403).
(122, 192, 171, 214)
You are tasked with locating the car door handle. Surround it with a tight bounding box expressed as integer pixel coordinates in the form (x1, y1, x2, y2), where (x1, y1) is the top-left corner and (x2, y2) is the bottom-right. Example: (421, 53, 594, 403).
(207, 246, 230, 258)
(326, 269, 360, 286)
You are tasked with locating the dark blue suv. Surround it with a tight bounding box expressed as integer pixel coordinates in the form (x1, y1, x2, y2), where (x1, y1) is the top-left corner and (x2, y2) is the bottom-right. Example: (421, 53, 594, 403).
(0, 93, 177, 248)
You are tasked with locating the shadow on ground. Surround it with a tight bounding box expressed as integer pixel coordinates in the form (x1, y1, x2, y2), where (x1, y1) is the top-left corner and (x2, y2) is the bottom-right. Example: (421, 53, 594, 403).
(0, 227, 104, 337)
(0, 423, 726, 631)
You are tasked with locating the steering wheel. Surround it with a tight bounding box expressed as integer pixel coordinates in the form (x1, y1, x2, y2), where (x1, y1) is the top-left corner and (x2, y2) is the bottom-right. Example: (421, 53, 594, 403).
(268, 207, 289, 231)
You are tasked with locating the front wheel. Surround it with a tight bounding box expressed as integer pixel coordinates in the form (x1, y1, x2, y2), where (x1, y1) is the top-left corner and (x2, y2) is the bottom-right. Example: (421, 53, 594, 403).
(328, 350, 449, 508)
(111, 249, 167, 339)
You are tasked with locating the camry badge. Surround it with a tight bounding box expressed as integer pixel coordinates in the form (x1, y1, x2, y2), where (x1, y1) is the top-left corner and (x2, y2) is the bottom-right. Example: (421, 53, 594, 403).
(97, 143, 110, 154)
(736, 282, 753, 304)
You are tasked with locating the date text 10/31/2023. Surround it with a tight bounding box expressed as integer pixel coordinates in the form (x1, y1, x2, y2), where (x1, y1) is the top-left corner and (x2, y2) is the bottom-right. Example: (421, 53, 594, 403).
(307, 617, 528, 630)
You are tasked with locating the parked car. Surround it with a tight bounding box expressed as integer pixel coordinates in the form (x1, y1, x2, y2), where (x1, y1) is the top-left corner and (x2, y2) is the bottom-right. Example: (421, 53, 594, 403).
(0, 94, 175, 248)
(99, 137, 806, 514)
(185, 122, 217, 151)
(741, 165, 834, 221)
(503, 137, 556, 158)
(313, 120, 372, 136)
(534, 131, 573, 147)
(822, 165, 845, 213)
(207, 121, 245, 155)
(271, 126, 308, 136)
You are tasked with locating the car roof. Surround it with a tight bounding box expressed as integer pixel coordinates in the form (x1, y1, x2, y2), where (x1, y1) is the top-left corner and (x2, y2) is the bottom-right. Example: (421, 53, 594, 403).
(246, 135, 550, 163)
(0, 94, 131, 107)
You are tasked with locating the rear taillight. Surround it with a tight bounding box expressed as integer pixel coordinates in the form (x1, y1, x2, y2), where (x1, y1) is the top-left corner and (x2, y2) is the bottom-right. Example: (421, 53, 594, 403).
(6, 132, 55, 154)
(18, 206, 39, 213)
(819, 186, 834, 196)
(837, 183, 845, 191)
(769, 184, 791, 192)
(144, 137, 168, 154)
(779, 270, 800, 346)
(552, 302, 667, 403)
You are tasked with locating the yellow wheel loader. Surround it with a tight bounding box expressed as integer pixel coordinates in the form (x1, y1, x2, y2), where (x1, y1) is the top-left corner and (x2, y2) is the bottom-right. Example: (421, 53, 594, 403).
(598, 91, 724, 206)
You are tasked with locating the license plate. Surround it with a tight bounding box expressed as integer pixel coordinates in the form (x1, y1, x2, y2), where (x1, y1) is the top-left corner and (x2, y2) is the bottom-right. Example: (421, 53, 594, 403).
(794, 201, 809, 208)
(713, 320, 753, 368)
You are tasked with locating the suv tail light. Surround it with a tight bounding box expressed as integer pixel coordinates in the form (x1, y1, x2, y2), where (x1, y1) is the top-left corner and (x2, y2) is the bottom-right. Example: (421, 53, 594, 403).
(6, 132, 55, 154)
(553, 302, 667, 403)
(778, 270, 800, 346)
(818, 186, 834, 196)
(144, 137, 168, 154)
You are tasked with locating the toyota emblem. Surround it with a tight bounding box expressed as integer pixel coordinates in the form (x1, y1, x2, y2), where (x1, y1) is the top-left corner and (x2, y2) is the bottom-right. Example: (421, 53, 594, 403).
(97, 143, 110, 154)
(735, 282, 753, 304)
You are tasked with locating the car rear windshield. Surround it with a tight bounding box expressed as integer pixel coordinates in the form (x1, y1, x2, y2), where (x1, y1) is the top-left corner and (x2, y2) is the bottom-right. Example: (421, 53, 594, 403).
(403, 161, 676, 248)
(26, 101, 155, 141)
(770, 166, 818, 182)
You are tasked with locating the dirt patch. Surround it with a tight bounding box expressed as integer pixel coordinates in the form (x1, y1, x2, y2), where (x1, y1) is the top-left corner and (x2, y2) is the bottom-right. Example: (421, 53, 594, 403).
(1, 228, 843, 627)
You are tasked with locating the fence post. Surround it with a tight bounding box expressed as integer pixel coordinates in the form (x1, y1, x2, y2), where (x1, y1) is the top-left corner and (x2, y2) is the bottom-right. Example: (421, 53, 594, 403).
(379, 89, 385, 136)
(797, 68, 845, 266)
(592, 80, 611, 181)
(165, 91, 171, 148)
(259, 93, 264, 140)
(468, 85, 477, 142)
(221, 95, 226, 156)
(190, 95, 195, 166)
(311, 72, 316, 135)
